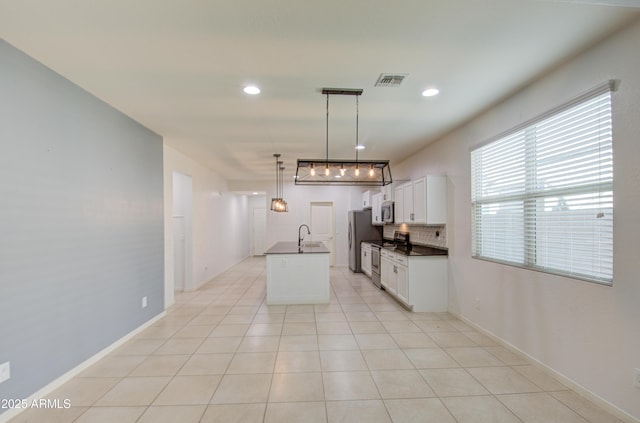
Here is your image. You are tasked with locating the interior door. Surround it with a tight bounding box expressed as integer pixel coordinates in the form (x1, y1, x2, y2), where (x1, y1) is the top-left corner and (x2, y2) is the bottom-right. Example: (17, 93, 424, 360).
(172, 216, 185, 291)
(310, 202, 335, 266)
(253, 208, 267, 255)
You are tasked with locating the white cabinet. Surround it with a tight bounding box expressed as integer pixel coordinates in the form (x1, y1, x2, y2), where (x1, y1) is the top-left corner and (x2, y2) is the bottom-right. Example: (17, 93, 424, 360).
(379, 248, 448, 312)
(380, 250, 396, 294)
(396, 262, 408, 304)
(362, 190, 377, 209)
(394, 176, 447, 225)
(361, 242, 372, 277)
(394, 184, 404, 224)
(382, 183, 394, 202)
(371, 192, 383, 226)
(403, 182, 413, 223)
(413, 176, 446, 225)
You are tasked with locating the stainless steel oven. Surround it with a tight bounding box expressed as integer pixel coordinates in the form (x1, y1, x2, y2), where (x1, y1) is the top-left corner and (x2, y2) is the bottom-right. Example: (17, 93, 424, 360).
(370, 244, 381, 288)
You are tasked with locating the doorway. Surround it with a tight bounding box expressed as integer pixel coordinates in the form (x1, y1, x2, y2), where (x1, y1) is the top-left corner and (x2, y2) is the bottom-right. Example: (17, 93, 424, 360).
(172, 172, 193, 297)
(310, 202, 335, 266)
(253, 208, 267, 255)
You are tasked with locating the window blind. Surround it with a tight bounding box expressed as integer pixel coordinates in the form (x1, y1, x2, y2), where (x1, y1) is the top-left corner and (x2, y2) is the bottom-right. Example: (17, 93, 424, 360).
(471, 83, 614, 285)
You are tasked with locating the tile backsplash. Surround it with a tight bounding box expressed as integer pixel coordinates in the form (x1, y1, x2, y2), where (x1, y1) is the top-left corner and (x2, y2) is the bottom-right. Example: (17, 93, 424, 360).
(383, 224, 447, 249)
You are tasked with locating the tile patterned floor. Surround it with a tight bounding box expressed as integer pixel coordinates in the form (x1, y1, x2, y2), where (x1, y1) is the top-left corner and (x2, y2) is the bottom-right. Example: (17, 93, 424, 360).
(9, 257, 625, 423)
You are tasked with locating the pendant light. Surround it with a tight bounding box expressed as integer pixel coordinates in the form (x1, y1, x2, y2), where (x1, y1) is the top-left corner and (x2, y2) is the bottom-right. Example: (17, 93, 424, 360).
(270, 153, 288, 212)
(295, 88, 392, 186)
(278, 164, 288, 212)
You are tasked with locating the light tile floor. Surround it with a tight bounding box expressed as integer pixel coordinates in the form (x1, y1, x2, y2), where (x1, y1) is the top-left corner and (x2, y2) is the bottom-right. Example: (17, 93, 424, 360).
(10, 257, 625, 423)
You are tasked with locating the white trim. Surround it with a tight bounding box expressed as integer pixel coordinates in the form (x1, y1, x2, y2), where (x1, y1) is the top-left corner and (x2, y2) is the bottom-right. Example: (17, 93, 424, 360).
(448, 311, 640, 423)
(0, 312, 166, 423)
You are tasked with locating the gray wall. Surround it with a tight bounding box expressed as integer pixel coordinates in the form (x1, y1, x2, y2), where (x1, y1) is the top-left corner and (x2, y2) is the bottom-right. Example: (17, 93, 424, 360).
(0, 40, 164, 407)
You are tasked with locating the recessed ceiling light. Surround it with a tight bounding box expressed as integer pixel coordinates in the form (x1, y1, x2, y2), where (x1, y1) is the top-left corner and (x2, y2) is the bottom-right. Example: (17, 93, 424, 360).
(252, 192, 259, 195)
(243, 85, 260, 95)
(422, 88, 439, 97)
(355, 145, 365, 150)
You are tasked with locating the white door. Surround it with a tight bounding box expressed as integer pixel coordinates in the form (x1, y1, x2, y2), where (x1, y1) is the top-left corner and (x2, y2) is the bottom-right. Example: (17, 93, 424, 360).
(310, 202, 334, 266)
(253, 208, 267, 255)
(173, 216, 186, 290)
(171, 171, 192, 300)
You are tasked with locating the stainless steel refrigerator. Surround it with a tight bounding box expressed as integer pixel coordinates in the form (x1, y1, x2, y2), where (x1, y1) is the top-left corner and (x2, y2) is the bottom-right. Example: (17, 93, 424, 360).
(348, 209, 383, 273)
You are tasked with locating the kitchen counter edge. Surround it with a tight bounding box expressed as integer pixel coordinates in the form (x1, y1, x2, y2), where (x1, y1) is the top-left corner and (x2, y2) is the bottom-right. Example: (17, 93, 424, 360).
(265, 241, 330, 254)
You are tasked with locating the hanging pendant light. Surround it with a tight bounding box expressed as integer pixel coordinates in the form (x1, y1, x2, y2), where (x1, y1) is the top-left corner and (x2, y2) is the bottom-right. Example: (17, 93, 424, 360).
(295, 88, 392, 186)
(278, 164, 288, 212)
(270, 153, 288, 212)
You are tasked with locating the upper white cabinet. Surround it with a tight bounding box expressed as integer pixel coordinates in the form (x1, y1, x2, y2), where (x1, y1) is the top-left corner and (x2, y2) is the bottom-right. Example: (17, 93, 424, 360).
(362, 190, 378, 209)
(394, 184, 404, 224)
(395, 176, 446, 225)
(371, 192, 383, 225)
(403, 181, 413, 223)
(382, 183, 394, 202)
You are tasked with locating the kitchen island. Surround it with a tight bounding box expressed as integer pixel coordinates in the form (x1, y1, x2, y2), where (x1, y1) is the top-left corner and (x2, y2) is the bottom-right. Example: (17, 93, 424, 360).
(265, 241, 330, 305)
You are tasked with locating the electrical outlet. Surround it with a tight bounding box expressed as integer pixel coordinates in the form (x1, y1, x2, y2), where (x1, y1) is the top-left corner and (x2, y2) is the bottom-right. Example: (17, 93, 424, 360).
(141, 296, 147, 308)
(634, 368, 640, 389)
(0, 361, 10, 384)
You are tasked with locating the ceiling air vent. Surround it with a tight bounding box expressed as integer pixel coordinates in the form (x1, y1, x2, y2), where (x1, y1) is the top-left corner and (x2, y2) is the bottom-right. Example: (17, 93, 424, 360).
(374, 73, 408, 87)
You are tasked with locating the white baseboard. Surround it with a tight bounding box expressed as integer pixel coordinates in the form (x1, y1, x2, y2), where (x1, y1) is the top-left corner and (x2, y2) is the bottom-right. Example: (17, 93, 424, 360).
(0, 312, 166, 423)
(449, 311, 640, 423)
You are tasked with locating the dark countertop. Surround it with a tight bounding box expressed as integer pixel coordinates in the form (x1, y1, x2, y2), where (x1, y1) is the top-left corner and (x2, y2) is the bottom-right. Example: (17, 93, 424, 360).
(365, 240, 448, 257)
(392, 244, 448, 257)
(265, 241, 330, 254)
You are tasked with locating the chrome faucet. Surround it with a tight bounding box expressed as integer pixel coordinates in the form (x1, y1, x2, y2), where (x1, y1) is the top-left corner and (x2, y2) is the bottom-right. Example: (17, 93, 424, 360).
(298, 224, 311, 248)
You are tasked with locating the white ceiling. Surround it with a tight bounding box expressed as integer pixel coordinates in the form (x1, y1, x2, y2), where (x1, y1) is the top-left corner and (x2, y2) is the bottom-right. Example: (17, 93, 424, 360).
(1, 0, 639, 182)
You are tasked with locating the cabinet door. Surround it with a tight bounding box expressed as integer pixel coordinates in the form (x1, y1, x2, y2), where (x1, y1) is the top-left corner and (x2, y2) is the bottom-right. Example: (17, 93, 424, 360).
(396, 264, 408, 304)
(372, 193, 382, 225)
(403, 182, 414, 223)
(394, 185, 404, 224)
(361, 246, 371, 276)
(382, 183, 393, 202)
(426, 176, 447, 224)
(362, 191, 369, 209)
(412, 177, 427, 224)
(380, 256, 395, 293)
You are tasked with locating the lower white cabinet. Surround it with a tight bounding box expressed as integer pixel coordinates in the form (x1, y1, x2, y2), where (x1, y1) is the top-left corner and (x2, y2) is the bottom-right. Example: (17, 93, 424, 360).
(380, 249, 447, 312)
(361, 242, 372, 277)
(381, 252, 396, 294)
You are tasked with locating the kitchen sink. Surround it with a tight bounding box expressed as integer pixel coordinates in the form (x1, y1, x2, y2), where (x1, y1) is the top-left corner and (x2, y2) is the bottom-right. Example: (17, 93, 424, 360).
(302, 242, 323, 248)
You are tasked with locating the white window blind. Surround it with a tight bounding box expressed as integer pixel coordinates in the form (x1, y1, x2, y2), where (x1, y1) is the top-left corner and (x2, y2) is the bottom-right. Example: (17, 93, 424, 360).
(471, 82, 614, 285)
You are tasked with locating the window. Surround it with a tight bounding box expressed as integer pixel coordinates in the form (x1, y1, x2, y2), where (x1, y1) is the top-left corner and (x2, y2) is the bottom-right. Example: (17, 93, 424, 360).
(471, 82, 614, 285)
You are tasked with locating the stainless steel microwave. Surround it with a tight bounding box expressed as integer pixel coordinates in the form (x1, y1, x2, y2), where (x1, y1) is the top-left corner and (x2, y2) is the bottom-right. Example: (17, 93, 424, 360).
(381, 201, 394, 223)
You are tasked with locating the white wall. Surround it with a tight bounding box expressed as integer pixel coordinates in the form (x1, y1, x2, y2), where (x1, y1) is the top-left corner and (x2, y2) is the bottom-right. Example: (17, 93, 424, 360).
(231, 179, 366, 267)
(267, 182, 365, 267)
(394, 20, 640, 420)
(163, 144, 250, 302)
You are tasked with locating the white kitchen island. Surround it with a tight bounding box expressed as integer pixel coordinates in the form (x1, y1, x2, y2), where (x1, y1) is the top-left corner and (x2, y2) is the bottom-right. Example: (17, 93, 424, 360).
(265, 241, 330, 305)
